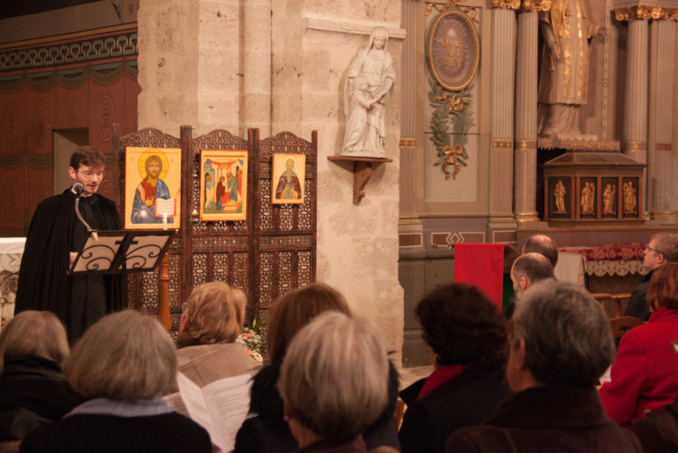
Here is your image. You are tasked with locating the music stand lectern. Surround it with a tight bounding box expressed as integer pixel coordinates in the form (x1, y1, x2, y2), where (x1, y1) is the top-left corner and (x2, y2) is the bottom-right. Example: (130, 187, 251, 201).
(68, 230, 175, 276)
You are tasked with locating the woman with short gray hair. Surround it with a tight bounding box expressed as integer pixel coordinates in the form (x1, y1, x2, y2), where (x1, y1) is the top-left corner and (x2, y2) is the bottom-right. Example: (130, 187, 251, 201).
(20, 310, 212, 452)
(278, 311, 389, 452)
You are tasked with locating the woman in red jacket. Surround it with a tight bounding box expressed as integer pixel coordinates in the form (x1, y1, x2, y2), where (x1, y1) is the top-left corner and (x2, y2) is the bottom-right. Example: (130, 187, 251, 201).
(600, 263, 678, 426)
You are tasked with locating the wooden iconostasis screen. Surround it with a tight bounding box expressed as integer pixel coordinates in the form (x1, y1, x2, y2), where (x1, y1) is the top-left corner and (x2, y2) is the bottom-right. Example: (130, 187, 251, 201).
(113, 125, 317, 337)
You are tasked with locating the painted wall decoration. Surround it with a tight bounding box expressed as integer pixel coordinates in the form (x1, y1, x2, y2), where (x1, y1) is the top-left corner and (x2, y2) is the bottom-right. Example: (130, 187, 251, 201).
(426, 10, 479, 181)
(200, 150, 248, 221)
(125, 147, 182, 229)
(272, 153, 305, 205)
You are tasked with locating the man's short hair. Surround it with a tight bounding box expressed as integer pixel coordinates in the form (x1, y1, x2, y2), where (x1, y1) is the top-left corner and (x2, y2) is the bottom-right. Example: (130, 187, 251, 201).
(69, 146, 105, 170)
(512, 253, 554, 285)
(522, 235, 558, 267)
(512, 281, 614, 387)
(0, 311, 69, 374)
(278, 312, 388, 441)
(650, 233, 678, 262)
(65, 310, 176, 401)
(182, 282, 246, 344)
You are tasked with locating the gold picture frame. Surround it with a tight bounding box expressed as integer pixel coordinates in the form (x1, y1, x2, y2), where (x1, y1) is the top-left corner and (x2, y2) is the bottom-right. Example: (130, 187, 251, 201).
(125, 147, 181, 230)
(271, 154, 305, 204)
(200, 150, 248, 221)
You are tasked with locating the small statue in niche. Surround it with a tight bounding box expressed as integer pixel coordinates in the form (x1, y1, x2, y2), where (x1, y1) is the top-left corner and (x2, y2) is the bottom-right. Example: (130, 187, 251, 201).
(581, 181, 595, 215)
(603, 183, 616, 215)
(341, 27, 395, 158)
(554, 180, 567, 213)
(623, 181, 637, 215)
(537, 0, 611, 139)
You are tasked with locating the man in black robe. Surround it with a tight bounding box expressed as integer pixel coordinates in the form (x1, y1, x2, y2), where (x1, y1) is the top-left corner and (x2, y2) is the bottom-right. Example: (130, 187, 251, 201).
(15, 146, 123, 343)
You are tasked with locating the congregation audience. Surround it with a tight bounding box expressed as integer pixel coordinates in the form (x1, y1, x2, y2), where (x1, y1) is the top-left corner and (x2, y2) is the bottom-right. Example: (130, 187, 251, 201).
(445, 281, 641, 452)
(234, 283, 400, 453)
(398, 283, 512, 453)
(176, 282, 260, 386)
(624, 232, 678, 321)
(600, 262, 678, 426)
(521, 234, 558, 269)
(20, 310, 212, 453)
(503, 252, 554, 319)
(278, 311, 390, 453)
(0, 311, 83, 440)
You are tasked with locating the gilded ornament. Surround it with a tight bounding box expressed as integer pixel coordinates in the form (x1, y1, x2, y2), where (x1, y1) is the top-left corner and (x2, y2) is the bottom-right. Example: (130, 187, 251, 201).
(614, 6, 678, 21)
(490, 0, 521, 10)
(426, 0, 480, 23)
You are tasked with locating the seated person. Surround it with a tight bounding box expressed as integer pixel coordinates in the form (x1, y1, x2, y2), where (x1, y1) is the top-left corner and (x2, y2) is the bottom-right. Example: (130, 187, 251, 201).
(600, 263, 678, 426)
(631, 392, 678, 453)
(176, 282, 261, 386)
(624, 233, 678, 321)
(398, 283, 512, 453)
(503, 253, 554, 319)
(522, 234, 558, 269)
(20, 310, 212, 453)
(445, 281, 641, 453)
(278, 312, 390, 453)
(234, 283, 400, 453)
(0, 311, 82, 440)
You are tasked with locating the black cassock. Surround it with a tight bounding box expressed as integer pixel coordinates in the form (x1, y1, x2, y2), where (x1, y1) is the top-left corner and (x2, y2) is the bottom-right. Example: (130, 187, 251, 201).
(15, 188, 124, 343)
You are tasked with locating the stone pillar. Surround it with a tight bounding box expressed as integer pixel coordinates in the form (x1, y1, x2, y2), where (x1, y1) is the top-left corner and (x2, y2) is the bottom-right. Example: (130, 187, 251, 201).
(648, 19, 676, 222)
(243, 0, 273, 136)
(489, 5, 518, 228)
(513, 9, 539, 224)
(621, 18, 649, 215)
(399, 0, 418, 218)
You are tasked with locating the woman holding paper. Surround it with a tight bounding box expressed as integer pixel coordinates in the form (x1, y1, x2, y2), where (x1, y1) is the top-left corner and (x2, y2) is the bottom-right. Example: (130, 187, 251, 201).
(20, 310, 212, 453)
(176, 282, 261, 387)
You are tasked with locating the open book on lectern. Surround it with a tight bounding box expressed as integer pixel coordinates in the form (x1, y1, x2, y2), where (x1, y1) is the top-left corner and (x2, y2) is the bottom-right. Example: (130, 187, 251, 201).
(68, 230, 174, 275)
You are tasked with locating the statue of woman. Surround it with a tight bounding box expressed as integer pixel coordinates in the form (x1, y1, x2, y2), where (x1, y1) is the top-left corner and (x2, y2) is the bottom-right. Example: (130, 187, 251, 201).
(340, 27, 395, 158)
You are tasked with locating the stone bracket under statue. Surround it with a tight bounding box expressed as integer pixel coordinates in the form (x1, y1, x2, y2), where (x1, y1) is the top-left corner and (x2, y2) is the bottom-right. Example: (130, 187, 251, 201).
(328, 156, 393, 205)
(543, 149, 646, 225)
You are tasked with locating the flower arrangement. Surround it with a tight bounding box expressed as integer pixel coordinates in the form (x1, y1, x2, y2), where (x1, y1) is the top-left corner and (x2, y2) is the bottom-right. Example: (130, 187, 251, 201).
(237, 319, 266, 363)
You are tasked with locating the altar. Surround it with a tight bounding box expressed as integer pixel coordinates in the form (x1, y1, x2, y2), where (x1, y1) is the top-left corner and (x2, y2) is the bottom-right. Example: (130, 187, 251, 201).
(0, 237, 25, 331)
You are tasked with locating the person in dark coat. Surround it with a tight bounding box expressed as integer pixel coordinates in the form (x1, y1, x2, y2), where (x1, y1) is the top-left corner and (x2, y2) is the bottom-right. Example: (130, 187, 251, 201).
(624, 233, 678, 321)
(20, 310, 212, 453)
(399, 283, 512, 453)
(234, 283, 400, 453)
(0, 311, 83, 440)
(445, 281, 642, 453)
(631, 396, 678, 453)
(15, 146, 123, 343)
(278, 312, 390, 453)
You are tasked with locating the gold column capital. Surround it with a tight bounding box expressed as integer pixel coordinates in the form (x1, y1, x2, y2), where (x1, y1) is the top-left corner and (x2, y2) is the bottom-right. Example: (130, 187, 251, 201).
(490, 0, 551, 11)
(614, 6, 678, 22)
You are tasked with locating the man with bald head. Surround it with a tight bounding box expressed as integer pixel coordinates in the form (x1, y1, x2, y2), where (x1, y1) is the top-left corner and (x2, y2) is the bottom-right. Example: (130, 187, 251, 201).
(504, 253, 555, 319)
(522, 234, 558, 269)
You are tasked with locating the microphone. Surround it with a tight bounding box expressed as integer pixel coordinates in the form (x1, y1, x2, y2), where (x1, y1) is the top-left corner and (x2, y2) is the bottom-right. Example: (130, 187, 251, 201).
(72, 183, 85, 196)
(72, 183, 98, 241)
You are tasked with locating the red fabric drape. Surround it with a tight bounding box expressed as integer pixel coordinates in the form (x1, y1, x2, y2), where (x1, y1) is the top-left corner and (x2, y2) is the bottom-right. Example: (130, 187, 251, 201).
(454, 243, 504, 308)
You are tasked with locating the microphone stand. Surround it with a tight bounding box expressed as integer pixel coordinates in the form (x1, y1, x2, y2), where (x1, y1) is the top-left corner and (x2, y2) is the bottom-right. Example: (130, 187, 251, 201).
(73, 184, 99, 241)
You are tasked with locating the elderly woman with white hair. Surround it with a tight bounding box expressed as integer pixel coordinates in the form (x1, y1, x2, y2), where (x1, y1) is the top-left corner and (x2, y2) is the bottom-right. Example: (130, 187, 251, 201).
(278, 311, 390, 453)
(20, 310, 212, 453)
(0, 311, 82, 440)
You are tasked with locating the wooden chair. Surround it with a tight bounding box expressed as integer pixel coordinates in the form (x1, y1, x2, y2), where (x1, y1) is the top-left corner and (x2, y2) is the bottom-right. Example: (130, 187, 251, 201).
(393, 398, 406, 431)
(610, 293, 631, 318)
(609, 316, 645, 339)
(0, 440, 21, 453)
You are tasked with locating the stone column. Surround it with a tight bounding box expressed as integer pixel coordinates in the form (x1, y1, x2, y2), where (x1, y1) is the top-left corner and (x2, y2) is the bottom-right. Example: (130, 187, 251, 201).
(648, 19, 676, 222)
(399, 0, 418, 218)
(243, 0, 273, 136)
(489, 4, 518, 228)
(619, 15, 649, 216)
(513, 8, 539, 224)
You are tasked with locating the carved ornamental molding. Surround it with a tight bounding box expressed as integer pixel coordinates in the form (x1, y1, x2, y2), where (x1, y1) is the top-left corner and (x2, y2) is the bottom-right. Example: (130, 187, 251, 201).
(614, 6, 678, 21)
(489, 0, 551, 11)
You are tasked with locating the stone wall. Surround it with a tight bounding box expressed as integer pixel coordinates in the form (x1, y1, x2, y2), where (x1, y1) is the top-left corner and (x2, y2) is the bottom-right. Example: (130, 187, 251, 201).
(137, 0, 404, 358)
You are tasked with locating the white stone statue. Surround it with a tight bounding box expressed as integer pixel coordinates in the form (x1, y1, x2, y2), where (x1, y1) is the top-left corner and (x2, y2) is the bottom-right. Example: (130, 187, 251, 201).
(537, 0, 611, 139)
(340, 27, 395, 158)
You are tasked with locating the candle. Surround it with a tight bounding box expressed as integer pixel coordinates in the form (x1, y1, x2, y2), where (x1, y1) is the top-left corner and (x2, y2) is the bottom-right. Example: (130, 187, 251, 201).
(163, 213, 168, 230)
